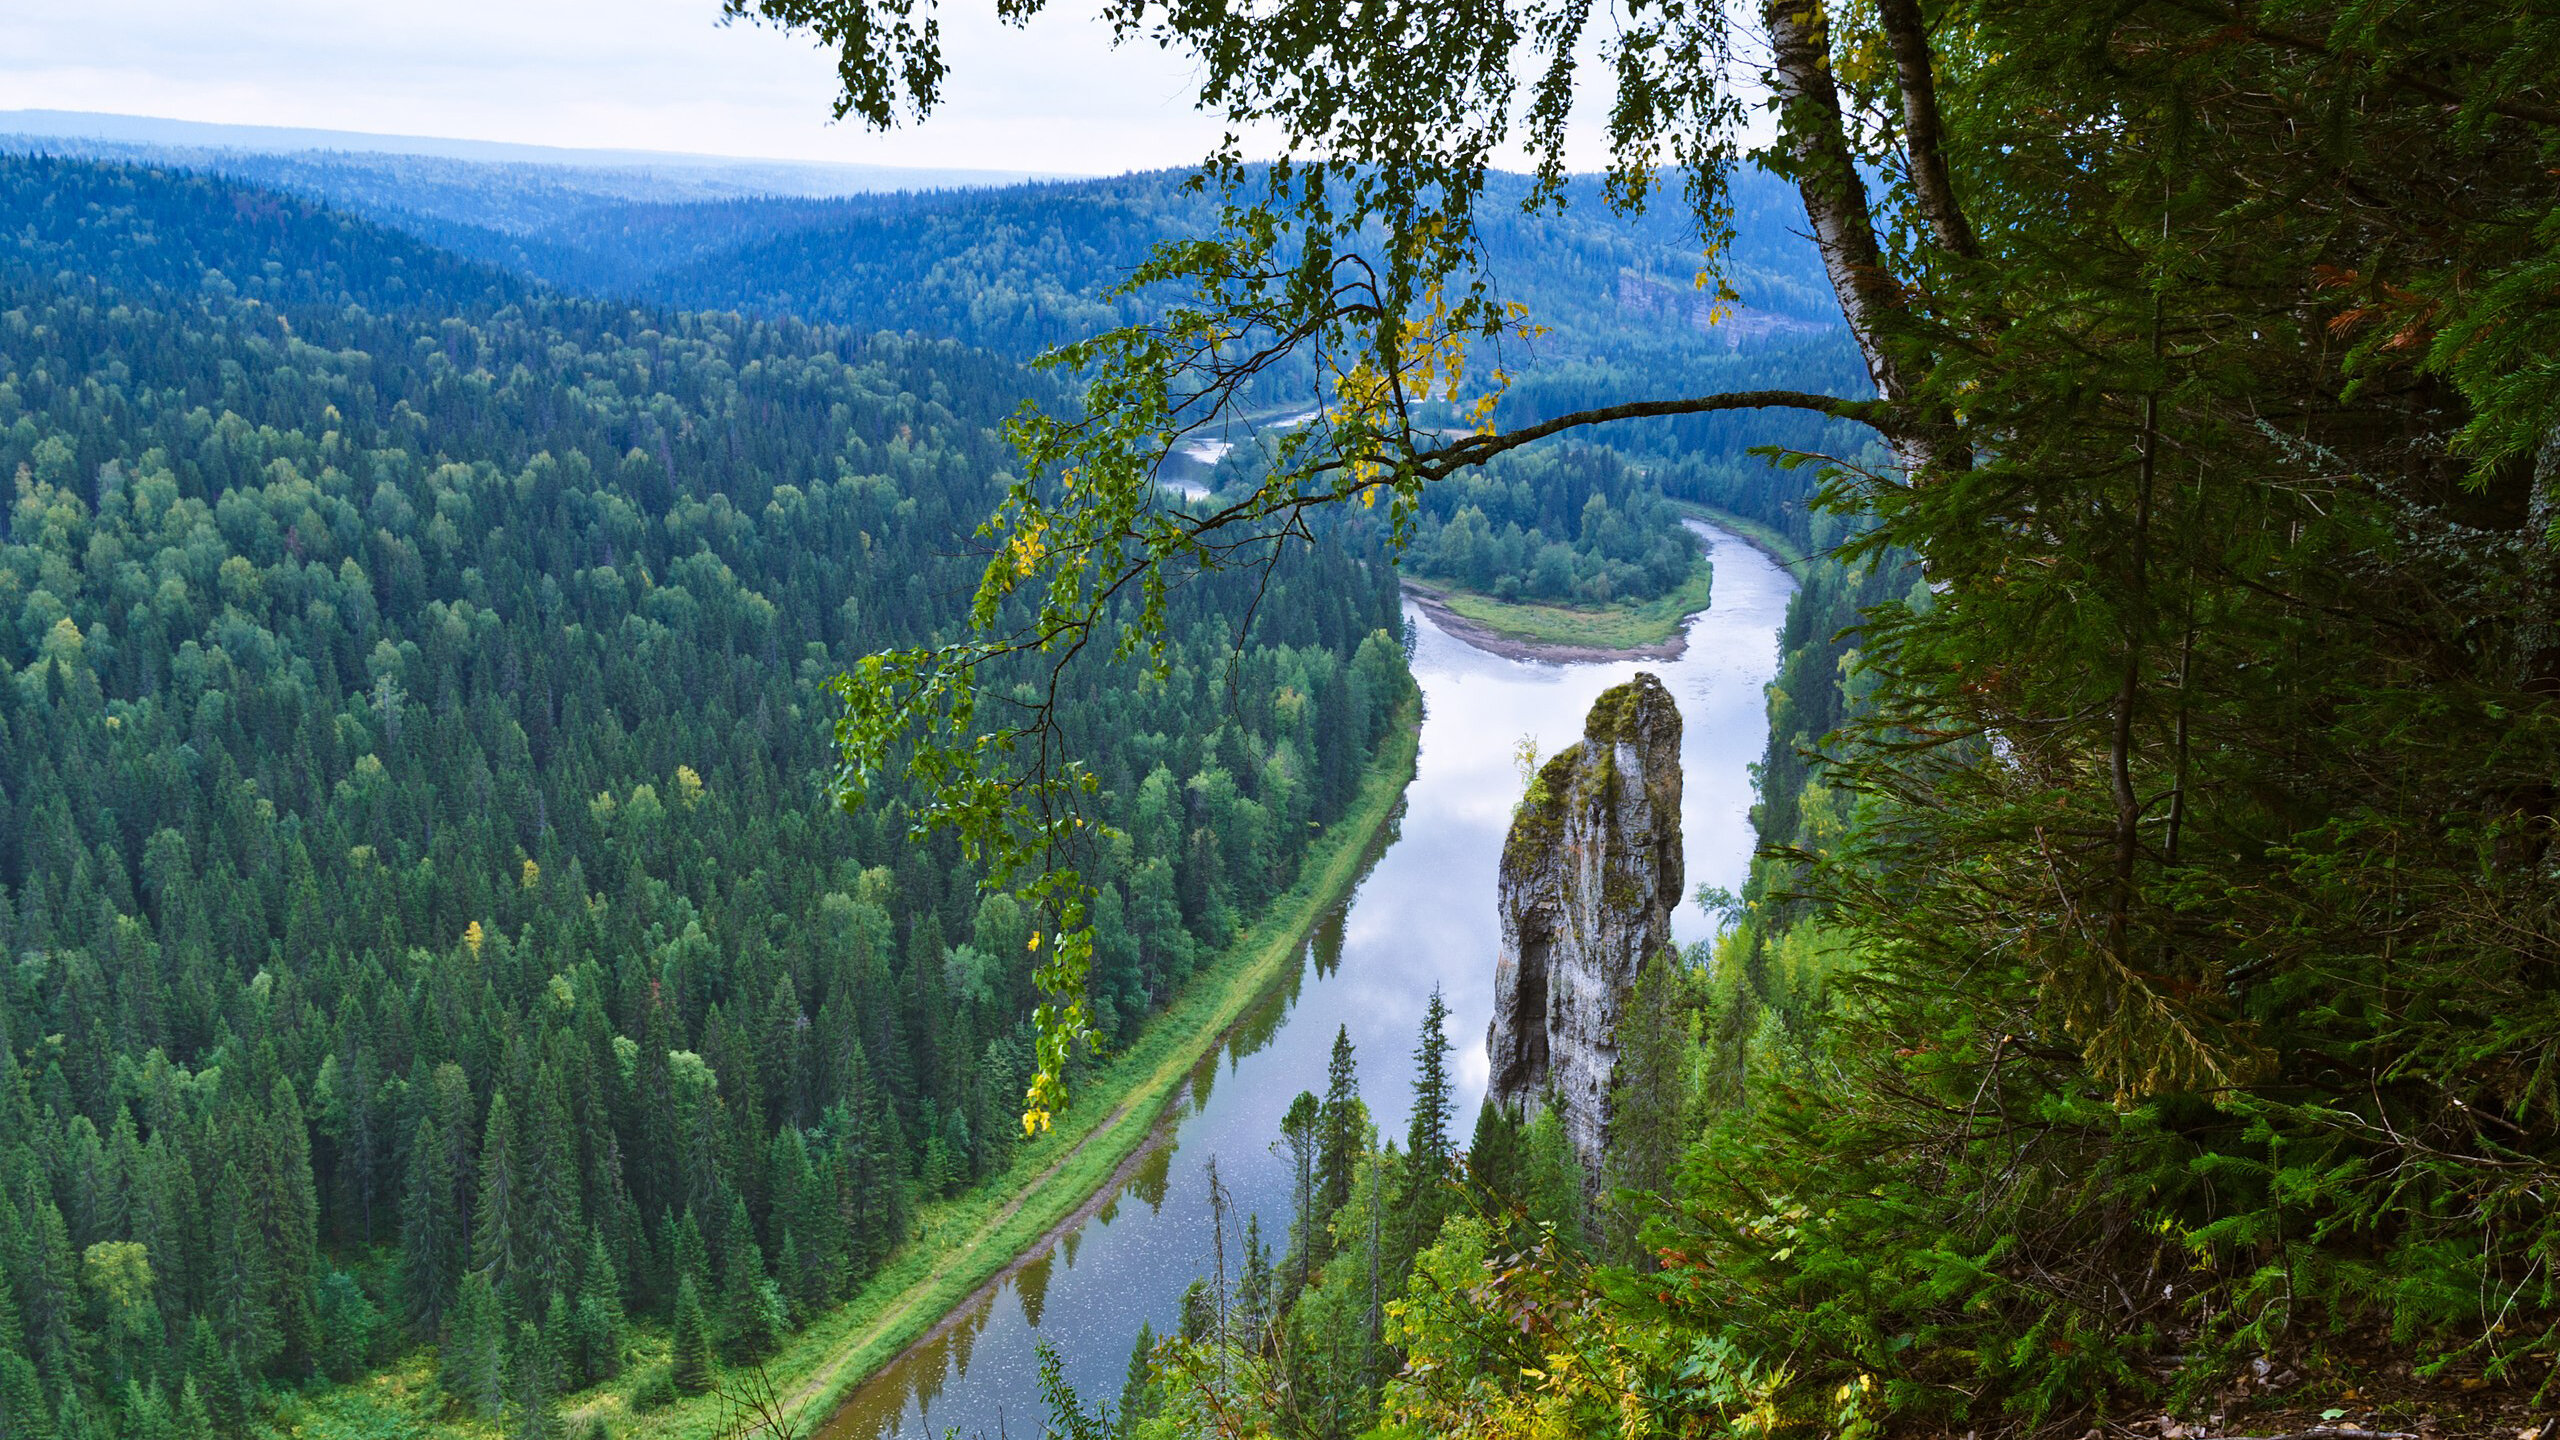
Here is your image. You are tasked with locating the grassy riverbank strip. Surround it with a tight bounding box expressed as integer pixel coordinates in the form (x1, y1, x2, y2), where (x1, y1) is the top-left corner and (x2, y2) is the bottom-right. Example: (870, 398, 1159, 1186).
(756, 705, 1417, 1436)
(1672, 502, 1810, 567)
(286, 705, 1423, 1440)
(1404, 564, 1716, 654)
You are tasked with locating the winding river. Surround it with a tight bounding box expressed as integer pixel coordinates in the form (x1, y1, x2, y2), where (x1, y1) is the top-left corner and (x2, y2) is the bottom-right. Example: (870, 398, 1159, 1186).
(817, 520, 1796, 1440)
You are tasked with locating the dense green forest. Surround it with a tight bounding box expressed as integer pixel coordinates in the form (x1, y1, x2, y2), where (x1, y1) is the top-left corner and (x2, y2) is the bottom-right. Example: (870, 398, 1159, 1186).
(0, 128, 1865, 417)
(1397, 447, 1699, 607)
(0, 154, 1411, 1437)
(0, 125, 1874, 624)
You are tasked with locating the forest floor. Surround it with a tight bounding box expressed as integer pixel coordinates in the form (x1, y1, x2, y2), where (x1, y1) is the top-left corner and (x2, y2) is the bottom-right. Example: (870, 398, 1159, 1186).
(1402, 564, 1714, 661)
(282, 709, 1421, 1440)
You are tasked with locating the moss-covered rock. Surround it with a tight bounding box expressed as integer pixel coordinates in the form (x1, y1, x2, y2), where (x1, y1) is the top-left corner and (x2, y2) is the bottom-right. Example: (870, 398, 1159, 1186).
(1485, 673, 1684, 1182)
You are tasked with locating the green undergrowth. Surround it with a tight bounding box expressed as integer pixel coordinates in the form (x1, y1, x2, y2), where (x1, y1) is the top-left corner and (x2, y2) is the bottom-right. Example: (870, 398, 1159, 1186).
(287, 706, 1422, 1440)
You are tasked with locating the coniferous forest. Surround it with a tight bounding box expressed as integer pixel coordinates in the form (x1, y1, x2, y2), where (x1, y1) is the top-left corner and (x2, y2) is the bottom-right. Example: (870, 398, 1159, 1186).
(0, 153, 1412, 1436)
(18, 0, 2560, 1429)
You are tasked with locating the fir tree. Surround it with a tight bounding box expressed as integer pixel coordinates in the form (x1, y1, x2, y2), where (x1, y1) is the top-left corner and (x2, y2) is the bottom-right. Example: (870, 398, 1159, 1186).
(401, 1115, 460, 1333)
(571, 1231, 625, 1386)
(440, 1271, 508, 1419)
(718, 1195, 784, 1365)
(1602, 952, 1698, 1265)
(1316, 1027, 1364, 1231)
(508, 1318, 553, 1439)
(668, 1276, 713, 1395)
(471, 1091, 525, 1308)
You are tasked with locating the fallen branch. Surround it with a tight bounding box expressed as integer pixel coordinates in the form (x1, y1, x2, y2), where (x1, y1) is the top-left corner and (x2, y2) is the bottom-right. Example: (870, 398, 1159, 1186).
(2191, 1414, 2406, 1424)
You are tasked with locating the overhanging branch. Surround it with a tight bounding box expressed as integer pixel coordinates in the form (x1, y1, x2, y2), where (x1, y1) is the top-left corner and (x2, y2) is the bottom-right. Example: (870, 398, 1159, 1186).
(1411, 389, 1885, 478)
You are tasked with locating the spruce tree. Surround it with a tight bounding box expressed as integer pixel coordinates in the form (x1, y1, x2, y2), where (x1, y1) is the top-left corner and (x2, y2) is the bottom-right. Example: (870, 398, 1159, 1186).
(522, 1064, 584, 1308)
(1396, 987, 1455, 1266)
(185, 1316, 247, 1435)
(0, 1274, 45, 1440)
(440, 1271, 508, 1419)
(1118, 1320, 1161, 1432)
(206, 1155, 279, 1371)
(1316, 1027, 1364, 1228)
(263, 1078, 322, 1371)
(1235, 1215, 1273, 1351)
(572, 1231, 625, 1385)
(1601, 952, 1697, 1265)
(541, 1292, 575, 1392)
(471, 1091, 524, 1309)
(508, 1318, 552, 1439)
(668, 1276, 713, 1395)
(1276, 1089, 1321, 1299)
(667, 1207, 710, 1296)
(396, 1112, 453, 1322)
(718, 1195, 784, 1365)
(314, 1270, 381, 1381)
(1464, 1099, 1522, 1215)
(1518, 1108, 1587, 1250)
(174, 1380, 214, 1440)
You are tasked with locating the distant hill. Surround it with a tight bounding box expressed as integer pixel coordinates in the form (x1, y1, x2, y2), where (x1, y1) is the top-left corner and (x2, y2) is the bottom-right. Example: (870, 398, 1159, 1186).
(0, 110, 1061, 294)
(0, 151, 528, 314)
(0, 115, 1866, 444)
(0, 109, 1053, 193)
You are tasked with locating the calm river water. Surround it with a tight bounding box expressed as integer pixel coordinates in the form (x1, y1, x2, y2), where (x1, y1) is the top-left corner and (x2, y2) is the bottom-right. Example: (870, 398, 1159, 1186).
(816, 520, 1796, 1439)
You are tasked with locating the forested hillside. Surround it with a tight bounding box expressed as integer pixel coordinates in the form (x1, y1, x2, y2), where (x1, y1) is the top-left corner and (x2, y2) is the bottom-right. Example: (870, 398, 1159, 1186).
(1, 126, 1864, 415)
(1, 124, 1881, 632)
(637, 168, 1845, 364)
(0, 154, 1410, 1436)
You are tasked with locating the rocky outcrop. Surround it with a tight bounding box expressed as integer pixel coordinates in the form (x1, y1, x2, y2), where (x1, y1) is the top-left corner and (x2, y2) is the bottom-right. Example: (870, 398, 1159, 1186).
(1485, 673, 1684, 1181)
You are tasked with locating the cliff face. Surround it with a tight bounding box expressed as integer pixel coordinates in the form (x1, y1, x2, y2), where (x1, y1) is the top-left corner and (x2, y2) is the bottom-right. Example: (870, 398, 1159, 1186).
(1485, 672, 1684, 1180)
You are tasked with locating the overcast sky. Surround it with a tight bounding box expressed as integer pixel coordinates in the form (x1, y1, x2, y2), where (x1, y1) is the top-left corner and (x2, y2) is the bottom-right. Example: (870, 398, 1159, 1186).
(0, 0, 1270, 176)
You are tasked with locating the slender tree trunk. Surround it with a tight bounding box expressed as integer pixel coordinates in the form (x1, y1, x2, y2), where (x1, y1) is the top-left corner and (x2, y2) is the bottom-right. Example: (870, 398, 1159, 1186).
(2109, 388, 2159, 964)
(1875, 0, 1979, 259)
(1762, 0, 1958, 479)
(2523, 427, 2560, 700)
(1762, 0, 1910, 405)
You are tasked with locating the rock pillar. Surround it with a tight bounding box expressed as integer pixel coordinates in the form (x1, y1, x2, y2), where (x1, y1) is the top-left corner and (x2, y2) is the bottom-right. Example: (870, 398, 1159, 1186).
(1484, 672, 1684, 1181)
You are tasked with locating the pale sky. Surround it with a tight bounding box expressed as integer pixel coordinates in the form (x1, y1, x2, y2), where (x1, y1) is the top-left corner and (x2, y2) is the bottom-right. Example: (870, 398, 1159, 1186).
(1, 0, 1258, 176)
(1, 2, 1739, 180)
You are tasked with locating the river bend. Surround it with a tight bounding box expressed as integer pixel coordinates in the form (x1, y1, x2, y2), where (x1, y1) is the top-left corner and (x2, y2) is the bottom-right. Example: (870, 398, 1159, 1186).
(818, 520, 1796, 1439)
